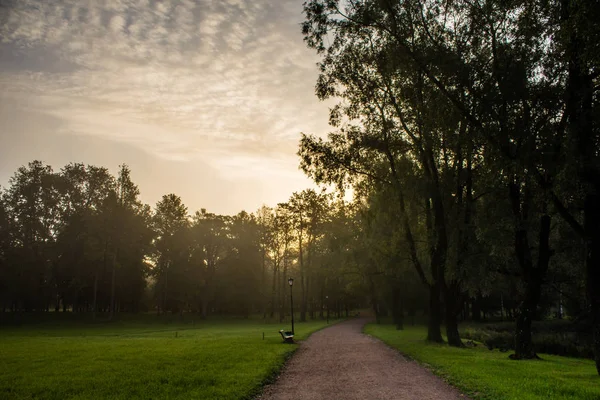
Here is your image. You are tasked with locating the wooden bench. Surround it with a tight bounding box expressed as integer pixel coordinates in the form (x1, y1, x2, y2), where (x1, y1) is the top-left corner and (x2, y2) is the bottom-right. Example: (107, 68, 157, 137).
(279, 329, 294, 343)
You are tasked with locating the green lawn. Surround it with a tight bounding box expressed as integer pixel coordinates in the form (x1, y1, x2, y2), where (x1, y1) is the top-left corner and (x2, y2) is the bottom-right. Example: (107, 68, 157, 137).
(0, 318, 335, 400)
(365, 324, 600, 400)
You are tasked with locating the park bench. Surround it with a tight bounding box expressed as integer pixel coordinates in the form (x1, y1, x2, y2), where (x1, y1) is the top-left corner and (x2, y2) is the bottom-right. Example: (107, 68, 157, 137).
(279, 329, 294, 343)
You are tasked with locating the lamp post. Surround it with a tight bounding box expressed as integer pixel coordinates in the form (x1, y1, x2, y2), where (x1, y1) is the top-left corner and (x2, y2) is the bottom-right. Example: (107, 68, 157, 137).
(326, 295, 329, 324)
(288, 278, 294, 335)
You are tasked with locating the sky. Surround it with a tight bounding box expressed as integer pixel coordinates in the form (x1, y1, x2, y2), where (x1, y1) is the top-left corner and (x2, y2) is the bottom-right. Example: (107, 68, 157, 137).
(0, 0, 333, 215)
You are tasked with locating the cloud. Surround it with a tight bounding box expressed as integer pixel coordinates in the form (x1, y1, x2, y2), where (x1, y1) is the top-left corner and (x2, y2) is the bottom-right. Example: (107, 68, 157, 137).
(0, 0, 332, 182)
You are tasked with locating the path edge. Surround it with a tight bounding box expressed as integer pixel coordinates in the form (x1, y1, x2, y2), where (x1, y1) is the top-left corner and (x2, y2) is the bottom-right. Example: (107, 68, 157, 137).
(245, 344, 300, 400)
(361, 323, 473, 400)
(249, 318, 348, 400)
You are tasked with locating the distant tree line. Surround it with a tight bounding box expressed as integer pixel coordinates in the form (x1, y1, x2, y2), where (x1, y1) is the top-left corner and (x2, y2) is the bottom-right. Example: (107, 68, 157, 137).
(299, 0, 600, 374)
(0, 161, 361, 321)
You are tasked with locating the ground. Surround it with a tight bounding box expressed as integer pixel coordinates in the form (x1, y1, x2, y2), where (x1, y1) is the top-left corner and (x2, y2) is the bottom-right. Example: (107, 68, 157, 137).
(0, 318, 330, 400)
(259, 318, 466, 400)
(365, 323, 600, 400)
(3, 316, 597, 399)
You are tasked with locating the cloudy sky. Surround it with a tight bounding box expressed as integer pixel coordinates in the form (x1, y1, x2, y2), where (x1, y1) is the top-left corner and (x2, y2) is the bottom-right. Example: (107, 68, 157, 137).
(0, 0, 332, 214)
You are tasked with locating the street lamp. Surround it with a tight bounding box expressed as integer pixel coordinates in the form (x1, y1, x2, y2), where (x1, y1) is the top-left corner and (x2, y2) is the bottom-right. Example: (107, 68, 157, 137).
(288, 278, 294, 335)
(326, 295, 329, 324)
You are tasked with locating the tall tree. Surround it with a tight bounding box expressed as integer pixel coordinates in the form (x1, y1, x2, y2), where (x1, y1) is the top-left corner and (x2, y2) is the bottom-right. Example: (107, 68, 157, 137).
(3, 161, 61, 311)
(192, 210, 228, 318)
(275, 203, 295, 322)
(286, 190, 330, 321)
(153, 194, 189, 314)
(301, 0, 599, 359)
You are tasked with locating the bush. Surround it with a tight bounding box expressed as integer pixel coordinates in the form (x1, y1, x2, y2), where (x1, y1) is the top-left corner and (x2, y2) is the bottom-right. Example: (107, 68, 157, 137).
(534, 332, 594, 359)
(460, 321, 594, 359)
(462, 327, 512, 351)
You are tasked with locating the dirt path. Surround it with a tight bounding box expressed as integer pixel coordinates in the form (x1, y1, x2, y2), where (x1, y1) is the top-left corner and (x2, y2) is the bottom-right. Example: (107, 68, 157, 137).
(258, 318, 468, 400)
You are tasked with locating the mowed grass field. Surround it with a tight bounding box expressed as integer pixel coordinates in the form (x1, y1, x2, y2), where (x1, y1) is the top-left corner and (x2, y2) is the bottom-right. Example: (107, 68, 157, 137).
(365, 324, 600, 400)
(0, 317, 334, 400)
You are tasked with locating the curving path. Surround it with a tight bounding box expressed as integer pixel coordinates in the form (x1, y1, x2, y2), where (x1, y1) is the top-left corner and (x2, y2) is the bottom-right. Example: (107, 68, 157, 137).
(258, 318, 468, 400)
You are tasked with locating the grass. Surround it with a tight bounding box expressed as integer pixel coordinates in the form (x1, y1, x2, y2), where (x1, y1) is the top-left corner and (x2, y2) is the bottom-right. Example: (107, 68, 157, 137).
(0, 317, 337, 400)
(365, 324, 600, 400)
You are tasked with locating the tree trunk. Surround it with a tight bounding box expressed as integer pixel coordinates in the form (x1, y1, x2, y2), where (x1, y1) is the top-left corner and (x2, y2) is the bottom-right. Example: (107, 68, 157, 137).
(369, 274, 380, 324)
(427, 283, 444, 342)
(299, 221, 307, 322)
(109, 252, 116, 321)
(262, 245, 267, 319)
(270, 263, 278, 318)
(300, 275, 307, 322)
(514, 286, 539, 359)
(163, 265, 169, 314)
(445, 282, 463, 347)
(201, 261, 216, 319)
(584, 193, 600, 374)
(279, 260, 288, 322)
(92, 270, 98, 320)
(201, 297, 208, 319)
(511, 213, 551, 359)
(392, 285, 404, 330)
(306, 277, 312, 320)
(424, 187, 448, 344)
(373, 302, 380, 324)
(561, 0, 599, 374)
(319, 286, 324, 319)
(472, 293, 481, 321)
(408, 306, 416, 325)
(445, 139, 470, 346)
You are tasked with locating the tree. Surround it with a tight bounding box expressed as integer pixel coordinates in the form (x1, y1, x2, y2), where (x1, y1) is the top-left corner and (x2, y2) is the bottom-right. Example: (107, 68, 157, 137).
(218, 211, 262, 316)
(102, 165, 151, 318)
(300, 0, 463, 343)
(52, 163, 116, 314)
(191, 210, 228, 318)
(301, 0, 600, 361)
(152, 194, 189, 314)
(0, 192, 13, 311)
(286, 190, 330, 321)
(3, 161, 61, 311)
(274, 203, 295, 322)
(0, 161, 372, 321)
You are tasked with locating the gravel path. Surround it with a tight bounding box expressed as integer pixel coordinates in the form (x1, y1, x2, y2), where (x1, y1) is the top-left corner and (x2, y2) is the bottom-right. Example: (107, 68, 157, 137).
(258, 318, 468, 400)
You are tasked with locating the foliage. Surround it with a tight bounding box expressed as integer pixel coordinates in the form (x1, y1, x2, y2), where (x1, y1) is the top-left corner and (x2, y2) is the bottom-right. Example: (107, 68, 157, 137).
(0, 161, 366, 319)
(462, 321, 595, 360)
(299, 0, 600, 364)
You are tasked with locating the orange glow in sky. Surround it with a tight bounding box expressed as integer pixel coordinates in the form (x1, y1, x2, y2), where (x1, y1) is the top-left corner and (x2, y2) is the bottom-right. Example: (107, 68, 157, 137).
(0, 0, 333, 214)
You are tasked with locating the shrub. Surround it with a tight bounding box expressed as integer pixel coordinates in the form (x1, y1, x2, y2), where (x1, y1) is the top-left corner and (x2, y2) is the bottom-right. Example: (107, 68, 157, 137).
(460, 321, 594, 359)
